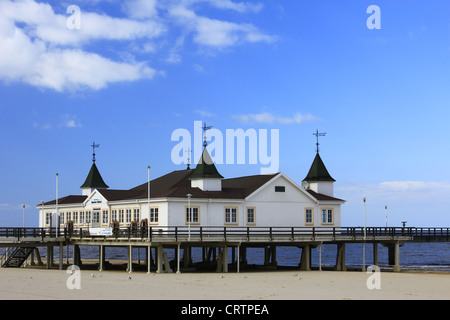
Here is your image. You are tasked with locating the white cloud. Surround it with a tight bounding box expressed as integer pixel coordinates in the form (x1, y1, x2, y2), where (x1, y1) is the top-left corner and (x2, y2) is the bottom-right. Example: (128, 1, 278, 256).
(195, 109, 217, 118)
(233, 112, 320, 125)
(0, 0, 276, 92)
(190, 0, 263, 13)
(122, 0, 159, 19)
(33, 114, 83, 130)
(0, 0, 161, 91)
(168, 2, 276, 49)
(337, 181, 450, 204)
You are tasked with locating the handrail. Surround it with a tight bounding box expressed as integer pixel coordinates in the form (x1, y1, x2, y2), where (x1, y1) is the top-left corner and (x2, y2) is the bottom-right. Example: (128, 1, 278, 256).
(0, 227, 449, 242)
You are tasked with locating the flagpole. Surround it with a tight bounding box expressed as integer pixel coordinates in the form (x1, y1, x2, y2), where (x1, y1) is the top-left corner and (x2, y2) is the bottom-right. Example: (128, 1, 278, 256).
(362, 197, 366, 272)
(147, 165, 151, 242)
(56, 173, 59, 237)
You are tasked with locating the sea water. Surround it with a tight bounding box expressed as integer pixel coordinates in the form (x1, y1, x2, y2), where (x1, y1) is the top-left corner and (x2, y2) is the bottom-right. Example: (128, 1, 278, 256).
(15, 242, 449, 272)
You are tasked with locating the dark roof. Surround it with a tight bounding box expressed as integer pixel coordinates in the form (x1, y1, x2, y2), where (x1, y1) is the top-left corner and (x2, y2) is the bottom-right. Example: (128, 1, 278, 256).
(190, 148, 224, 180)
(132, 170, 277, 200)
(303, 153, 335, 182)
(306, 190, 344, 202)
(97, 189, 145, 201)
(42, 195, 87, 206)
(80, 162, 109, 189)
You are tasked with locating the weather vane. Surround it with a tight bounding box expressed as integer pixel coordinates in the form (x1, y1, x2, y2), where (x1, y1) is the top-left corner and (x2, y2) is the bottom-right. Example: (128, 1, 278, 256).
(313, 130, 326, 153)
(91, 141, 100, 163)
(202, 122, 213, 149)
(185, 147, 192, 170)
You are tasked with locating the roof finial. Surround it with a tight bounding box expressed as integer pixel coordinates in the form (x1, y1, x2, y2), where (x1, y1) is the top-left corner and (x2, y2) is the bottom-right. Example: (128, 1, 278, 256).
(186, 147, 192, 170)
(313, 130, 327, 153)
(202, 122, 213, 149)
(91, 141, 100, 163)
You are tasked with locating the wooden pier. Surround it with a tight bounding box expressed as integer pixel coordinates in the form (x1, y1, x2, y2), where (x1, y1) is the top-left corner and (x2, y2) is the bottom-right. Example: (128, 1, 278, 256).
(0, 226, 449, 273)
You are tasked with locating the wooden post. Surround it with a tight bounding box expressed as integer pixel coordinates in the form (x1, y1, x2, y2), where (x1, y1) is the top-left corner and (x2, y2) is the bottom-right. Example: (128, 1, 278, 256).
(99, 245, 105, 272)
(373, 243, 379, 266)
(177, 244, 181, 274)
(46, 246, 53, 269)
(223, 246, 228, 273)
(236, 245, 240, 273)
(264, 246, 270, 266)
(147, 245, 151, 274)
(156, 246, 163, 273)
(393, 242, 401, 272)
(335, 243, 346, 271)
(127, 245, 133, 273)
(299, 245, 311, 271)
(59, 242, 64, 270)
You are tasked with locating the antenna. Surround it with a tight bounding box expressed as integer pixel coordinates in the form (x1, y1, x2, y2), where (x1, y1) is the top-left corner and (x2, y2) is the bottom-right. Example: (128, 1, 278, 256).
(91, 141, 100, 163)
(202, 122, 213, 149)
(185, 147, 192, 170)
(313, 130, 326, 153)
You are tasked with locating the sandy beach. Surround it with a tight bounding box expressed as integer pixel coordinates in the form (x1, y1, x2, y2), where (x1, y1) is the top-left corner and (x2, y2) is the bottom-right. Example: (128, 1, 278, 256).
(0, 267, 449, 300)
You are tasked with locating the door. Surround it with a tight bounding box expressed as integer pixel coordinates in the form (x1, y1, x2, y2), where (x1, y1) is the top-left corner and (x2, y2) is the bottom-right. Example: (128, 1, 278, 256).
(92, 209, 101, 228)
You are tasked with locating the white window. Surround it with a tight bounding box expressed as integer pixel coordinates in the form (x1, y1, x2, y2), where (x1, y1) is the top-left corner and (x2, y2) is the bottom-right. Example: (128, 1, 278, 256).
(60, 211, 65, 225)
(321, 209, 333, 224)
(66, 211, 72, 222)
(246, 207, 255, 225)
(80, 211, 85, 224)
(111, 209, 117, 222)
(102, 210, 109, 224)
(133, 208, 140, 222)
(126, 209, 132, 223)
(73, 211, 78, 224)
(305, 208, 313, 225)
(186, 207, 199, 224)
(118, 209, 124, 223)
(45, 212, 51, 226)
(86, 211, 91, 224)
(225, 207, 238, 224)
(150, 207, 158, 224)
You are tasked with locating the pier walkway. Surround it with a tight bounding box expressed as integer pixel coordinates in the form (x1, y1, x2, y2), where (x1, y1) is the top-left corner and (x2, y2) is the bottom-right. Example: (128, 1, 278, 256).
(0, 226, 448, 272)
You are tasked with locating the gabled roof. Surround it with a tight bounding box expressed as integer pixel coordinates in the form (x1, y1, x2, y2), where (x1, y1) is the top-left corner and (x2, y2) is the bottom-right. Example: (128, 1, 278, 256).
(80, 162, 109, 189)
(189, 148, 224, 180)
(42, 195, 87, 206)
(131, 170, 276, 200)
(303, 153, 335, 182)
(306, 189, 345, 202)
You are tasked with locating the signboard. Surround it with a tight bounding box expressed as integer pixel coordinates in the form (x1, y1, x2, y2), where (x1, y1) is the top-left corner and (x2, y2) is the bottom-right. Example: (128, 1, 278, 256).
(89, 227, 113, 236)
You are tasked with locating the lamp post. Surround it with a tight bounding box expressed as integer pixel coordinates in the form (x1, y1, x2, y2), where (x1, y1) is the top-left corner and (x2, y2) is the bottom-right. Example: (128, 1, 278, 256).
(385, 205, 388, 228)
(362, 197, 366, 272)
(148, 165, 151, 241)
(22, 204, 26, 228)
(187, 193, 192, 241)
(56, 173, 59, 237)
(41, 200, 45, 227)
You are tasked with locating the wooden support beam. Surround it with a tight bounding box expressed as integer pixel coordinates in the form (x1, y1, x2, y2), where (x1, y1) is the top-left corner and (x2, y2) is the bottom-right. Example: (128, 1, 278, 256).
(299, 245, 311, 271)
(335, 243, 346, 271)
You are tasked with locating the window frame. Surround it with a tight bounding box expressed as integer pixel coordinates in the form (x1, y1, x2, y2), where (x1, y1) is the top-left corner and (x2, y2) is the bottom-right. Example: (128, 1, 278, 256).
(224, 207, 239, 225)
(305, 207, 314, 226)
(321, 208, 334, 225)
(185, 206, 200, 225)
(149, 206, 159, 225)
(246, 207, 256, 225)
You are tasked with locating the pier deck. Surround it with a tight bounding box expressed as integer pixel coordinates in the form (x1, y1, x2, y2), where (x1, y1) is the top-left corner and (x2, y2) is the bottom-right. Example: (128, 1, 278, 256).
(0, 226, 448, 272)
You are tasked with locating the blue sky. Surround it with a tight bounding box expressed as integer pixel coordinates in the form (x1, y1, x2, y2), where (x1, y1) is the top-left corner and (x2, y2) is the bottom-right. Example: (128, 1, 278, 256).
(1, 0, 450, 227)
